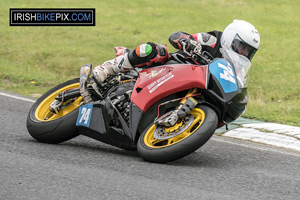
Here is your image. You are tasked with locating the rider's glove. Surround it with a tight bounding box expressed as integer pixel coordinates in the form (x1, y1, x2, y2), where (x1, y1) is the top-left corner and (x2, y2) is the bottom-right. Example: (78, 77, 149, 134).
(178, 38, 202, 57)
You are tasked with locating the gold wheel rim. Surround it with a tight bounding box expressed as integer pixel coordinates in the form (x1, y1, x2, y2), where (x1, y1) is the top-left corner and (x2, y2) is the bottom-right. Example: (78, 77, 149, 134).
(35, 83, 82, 121)
(144, 108, 205, 148)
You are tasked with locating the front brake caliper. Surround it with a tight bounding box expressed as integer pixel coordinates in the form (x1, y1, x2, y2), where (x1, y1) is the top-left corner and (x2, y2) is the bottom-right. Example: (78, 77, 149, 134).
(155, 96, 198, 127)
(154, 114, 195, 140)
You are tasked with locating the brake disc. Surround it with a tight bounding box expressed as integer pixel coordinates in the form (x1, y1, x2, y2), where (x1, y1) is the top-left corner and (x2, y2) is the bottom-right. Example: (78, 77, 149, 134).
(153, 114, 194, 140)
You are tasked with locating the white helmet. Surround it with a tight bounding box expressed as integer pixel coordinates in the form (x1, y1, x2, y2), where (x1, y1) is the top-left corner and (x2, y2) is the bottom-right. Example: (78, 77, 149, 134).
(221, 20, 260, 60)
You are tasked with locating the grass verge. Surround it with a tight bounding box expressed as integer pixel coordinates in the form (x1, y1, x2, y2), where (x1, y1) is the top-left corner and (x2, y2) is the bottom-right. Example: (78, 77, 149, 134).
(1, 0, 300, 125)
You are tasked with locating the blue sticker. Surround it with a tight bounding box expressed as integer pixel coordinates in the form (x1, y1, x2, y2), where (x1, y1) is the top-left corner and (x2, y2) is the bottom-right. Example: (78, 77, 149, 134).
(76, 104, 93, 127)
(209, 59, 238, 93)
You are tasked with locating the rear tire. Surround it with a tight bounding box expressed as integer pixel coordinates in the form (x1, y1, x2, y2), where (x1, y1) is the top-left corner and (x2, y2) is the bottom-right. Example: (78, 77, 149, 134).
(26, 78, 81, 144)
(137, 105, 218, 163)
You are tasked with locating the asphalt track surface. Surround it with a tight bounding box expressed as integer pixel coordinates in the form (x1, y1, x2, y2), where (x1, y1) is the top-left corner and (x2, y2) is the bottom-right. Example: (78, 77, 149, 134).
(1, 91, 300, 200)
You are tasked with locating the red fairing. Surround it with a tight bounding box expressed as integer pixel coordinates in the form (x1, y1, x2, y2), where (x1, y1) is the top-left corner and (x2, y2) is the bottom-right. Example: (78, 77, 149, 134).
(131, 64, 208, 112)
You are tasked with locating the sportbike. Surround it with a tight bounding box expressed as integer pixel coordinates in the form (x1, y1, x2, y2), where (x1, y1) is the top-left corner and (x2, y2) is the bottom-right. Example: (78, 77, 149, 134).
(27, 48, 251, 163)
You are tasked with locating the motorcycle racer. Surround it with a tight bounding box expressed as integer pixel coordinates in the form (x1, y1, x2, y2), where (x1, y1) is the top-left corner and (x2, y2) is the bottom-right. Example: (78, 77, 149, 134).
(80, 19, 260, 103)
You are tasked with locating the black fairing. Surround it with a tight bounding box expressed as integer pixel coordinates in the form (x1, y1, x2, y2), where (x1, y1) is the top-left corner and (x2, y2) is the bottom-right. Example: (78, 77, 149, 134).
(77, 98, 137, 150)
(205, 62, 248, 124)
(224, 88, 248, 123)
(76, 80, 145, 150)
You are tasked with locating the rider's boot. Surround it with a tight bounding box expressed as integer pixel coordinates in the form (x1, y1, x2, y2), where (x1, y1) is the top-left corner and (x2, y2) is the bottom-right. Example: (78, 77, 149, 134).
(79, 54, 133, 103)
(92, 53, 134, 85)
(79, 64, 93, 103)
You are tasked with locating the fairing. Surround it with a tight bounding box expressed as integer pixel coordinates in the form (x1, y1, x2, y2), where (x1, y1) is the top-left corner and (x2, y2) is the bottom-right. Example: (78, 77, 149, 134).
(131, 64, 208, 111)
(206, 56, 250, 123)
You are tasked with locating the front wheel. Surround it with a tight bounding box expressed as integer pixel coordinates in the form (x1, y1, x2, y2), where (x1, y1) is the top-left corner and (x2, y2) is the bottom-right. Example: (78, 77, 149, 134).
(137, 105, 218, 163)
(26, 78, 82, 144)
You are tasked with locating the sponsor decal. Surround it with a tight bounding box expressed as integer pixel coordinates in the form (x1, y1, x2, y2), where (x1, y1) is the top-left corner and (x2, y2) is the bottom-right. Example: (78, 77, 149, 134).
(120, 79, 135, 84)
(147, 72, 174, 93)
(145, 68, 166, 78)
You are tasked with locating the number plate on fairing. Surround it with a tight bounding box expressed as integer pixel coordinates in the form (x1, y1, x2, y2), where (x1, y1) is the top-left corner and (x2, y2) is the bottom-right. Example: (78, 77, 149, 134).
(209, 59, 238, 93)
(76, 104, 93, 127)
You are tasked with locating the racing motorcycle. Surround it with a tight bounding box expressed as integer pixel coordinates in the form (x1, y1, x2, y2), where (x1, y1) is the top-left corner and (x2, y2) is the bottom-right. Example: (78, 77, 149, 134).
(26, 47, 251, 163)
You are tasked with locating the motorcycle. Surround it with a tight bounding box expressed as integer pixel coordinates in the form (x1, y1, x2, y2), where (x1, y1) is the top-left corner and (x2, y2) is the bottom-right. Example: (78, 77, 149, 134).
(26, 47, 251, 163)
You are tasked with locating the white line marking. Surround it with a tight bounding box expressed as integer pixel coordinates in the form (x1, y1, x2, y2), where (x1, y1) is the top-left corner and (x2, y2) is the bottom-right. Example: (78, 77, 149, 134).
(222, 126, 300, 152)
(243, 123, 300, 139)
(212, 136, 300, 158)
(0, 92, 36, 103)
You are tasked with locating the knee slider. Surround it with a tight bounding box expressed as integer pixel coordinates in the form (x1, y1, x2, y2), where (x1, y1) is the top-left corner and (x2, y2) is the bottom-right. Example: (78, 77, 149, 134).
(128, 42, 169, 67)
(136, 43, 156, 58)
(128, 43, 154, 66)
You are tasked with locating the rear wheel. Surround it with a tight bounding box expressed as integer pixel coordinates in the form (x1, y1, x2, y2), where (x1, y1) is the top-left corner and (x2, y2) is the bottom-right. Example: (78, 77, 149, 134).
(26, 78, 82, 144)
(137, 105, 218, 163)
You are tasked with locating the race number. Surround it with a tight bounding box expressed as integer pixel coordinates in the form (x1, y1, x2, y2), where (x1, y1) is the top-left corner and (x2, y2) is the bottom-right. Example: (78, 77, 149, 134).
(76, 104, 93, 127)
(209, 59, 238, 93)
(218, 63, 236, 84)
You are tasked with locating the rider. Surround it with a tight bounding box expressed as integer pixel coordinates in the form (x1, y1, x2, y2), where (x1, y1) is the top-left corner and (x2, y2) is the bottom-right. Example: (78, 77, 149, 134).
(80, 19, 260, 103)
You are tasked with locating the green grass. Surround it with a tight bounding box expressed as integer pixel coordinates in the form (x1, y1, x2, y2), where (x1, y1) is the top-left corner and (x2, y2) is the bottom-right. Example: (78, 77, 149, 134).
(1, 0, 300, 126)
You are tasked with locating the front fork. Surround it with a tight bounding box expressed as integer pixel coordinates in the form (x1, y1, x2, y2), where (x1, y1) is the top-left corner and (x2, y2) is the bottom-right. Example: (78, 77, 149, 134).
(155, 88, 199, 127)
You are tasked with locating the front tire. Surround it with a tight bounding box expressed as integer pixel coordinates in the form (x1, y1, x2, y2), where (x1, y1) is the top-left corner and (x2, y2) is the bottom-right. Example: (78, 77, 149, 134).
(26, 78, 82, 144)
(137, 105, 218, 163)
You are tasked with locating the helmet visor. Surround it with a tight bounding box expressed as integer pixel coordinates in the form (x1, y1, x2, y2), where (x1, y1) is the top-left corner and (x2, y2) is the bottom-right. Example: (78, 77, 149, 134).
(231, 34, 257, 60)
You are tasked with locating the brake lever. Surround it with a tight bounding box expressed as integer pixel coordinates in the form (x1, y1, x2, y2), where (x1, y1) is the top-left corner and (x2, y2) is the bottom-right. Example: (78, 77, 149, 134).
(181, 42, 192, 57)
(182, 41, 210, 65)
(190, 40, 202, 56)
(182, 40, 202, 58)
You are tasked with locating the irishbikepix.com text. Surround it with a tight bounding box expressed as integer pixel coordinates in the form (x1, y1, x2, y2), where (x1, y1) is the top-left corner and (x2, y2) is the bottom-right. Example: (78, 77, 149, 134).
(10, 8, 95, 26)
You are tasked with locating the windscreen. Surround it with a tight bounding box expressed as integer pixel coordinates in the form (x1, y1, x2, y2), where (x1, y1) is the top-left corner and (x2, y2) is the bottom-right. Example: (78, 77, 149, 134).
(220, 47, 252, 88)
